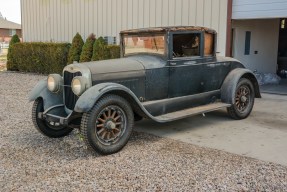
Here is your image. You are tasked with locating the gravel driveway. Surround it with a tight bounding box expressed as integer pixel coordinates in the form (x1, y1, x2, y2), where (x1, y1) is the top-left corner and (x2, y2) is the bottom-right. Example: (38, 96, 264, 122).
(0, 72, 286, 191)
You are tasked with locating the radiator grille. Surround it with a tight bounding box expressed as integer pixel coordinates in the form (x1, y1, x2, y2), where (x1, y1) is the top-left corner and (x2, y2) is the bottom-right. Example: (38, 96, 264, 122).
(64, 71, 82, 110)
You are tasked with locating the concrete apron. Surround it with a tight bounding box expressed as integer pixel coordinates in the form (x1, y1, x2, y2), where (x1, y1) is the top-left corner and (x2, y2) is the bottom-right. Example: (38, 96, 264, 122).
(135, 93, 287, 166)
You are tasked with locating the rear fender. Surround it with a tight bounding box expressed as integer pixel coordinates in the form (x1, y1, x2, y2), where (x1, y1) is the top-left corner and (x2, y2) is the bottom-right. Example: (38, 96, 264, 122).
(221, 68, 261, 104)
(28, 79, 63, 110)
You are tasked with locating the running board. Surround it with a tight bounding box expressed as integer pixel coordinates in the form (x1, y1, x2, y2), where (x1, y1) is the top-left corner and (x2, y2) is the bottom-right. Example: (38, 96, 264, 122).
(153, 102, 231, 122)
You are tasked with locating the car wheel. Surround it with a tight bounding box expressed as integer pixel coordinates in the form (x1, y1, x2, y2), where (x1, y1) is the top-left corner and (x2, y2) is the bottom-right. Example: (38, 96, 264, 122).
(32, 98, 73, 138)
(81, 95, 134, 155)
(227, 78, 255, 120)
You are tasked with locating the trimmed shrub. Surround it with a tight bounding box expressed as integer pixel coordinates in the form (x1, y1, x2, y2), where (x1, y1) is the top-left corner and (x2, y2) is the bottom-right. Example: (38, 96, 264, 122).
(107, 45, 120, 59)
(9, 34, 21, 45)
(8, 42, 70, 74)
(67, 33, 84, 64)
(6, 34, 21, 71)
(92, 37, 110, 61)
(79, 33, 96, 63)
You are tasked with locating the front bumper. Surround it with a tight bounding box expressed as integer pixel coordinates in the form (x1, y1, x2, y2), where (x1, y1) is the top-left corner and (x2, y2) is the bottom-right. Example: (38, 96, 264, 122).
(38, 104, 80, 126)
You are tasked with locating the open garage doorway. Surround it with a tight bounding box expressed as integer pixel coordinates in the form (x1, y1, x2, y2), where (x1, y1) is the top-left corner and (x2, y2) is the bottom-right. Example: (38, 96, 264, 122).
(232, 19, 287, 94)
(278, 18, 287, 79)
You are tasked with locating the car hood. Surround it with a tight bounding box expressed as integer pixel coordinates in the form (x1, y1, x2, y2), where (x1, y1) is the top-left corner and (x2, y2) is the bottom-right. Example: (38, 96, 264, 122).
(83, 57, 144, 75)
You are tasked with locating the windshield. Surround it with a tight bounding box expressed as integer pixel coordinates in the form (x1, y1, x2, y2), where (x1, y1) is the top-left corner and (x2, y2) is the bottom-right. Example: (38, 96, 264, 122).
(123, 34, 166, 56)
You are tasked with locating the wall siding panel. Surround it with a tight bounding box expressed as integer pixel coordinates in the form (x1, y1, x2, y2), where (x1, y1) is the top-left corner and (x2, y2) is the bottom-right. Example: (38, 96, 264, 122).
(21, 0, 228, 55)
(233, 0, 287, 19)
(196, 0, 204, 26)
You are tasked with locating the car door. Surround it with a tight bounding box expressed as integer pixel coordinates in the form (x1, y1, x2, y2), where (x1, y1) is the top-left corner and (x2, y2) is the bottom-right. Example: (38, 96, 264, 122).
(168, 31, 205, 98)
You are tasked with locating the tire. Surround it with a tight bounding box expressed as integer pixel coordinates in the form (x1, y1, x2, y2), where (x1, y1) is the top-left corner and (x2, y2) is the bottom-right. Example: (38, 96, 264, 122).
(32, 98, 73, 138)
(80, 95, 134, 155)
(227, 78, 255, 120)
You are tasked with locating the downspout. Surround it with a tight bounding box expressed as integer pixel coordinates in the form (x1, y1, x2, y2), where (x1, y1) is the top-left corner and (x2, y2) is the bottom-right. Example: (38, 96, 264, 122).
(20, 0, 23, 42)
(225, 0, 233, 57)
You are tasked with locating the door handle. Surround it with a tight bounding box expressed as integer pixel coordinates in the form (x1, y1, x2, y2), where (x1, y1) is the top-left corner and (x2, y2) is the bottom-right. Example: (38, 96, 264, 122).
(170, 62, 176, 66)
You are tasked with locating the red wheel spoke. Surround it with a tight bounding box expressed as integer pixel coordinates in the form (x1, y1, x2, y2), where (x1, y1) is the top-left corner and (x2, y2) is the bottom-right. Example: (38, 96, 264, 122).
(102, 131, 107, 139)
(112, 127, 120, 132)
(97, 124, 104, 128)
(106, 132, 111, 140)
(114, 115, 121, 121)
(103, 112, 108, 119)
(98, 128, 105, 134)
(98, 118, 105, 123)
(111, 111, 116, 118)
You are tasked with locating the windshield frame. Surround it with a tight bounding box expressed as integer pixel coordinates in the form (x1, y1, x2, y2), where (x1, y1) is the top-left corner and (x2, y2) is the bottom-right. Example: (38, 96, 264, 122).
(121, 32, 167, 58)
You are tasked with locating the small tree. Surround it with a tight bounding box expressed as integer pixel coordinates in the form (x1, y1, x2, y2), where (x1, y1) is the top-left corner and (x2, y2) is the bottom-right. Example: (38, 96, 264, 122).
(6, 34, 20, 71)
(67, 33, 84, 64)
(79, 33, 96, 63)
(92, 37, 110, 61)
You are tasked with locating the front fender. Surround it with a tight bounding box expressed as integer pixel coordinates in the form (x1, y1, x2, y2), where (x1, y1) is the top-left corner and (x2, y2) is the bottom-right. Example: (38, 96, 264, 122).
(28, 79, 63, 110)
(221, 68, 261, 104)
(74, 83, 142, 113)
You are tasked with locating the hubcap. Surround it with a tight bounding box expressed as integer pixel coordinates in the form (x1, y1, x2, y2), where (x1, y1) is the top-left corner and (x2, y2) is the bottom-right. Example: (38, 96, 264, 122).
(241, 96, 247, 103)
(235, 85, 250, 112)
(95, 105, 127, 145)
(106, 121, 116, 130)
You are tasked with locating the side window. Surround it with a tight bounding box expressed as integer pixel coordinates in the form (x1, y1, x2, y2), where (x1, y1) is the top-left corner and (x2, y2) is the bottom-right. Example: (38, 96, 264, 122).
(172, 33, 201, 58)
(204, 33, 214, 56)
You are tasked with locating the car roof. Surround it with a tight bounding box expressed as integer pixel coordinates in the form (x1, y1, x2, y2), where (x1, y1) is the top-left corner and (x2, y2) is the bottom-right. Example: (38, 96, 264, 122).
(120, 26, 217, 35)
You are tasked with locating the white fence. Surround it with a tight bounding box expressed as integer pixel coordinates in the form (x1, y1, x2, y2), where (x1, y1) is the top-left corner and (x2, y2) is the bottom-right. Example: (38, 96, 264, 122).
(0, 43, 9, 49)
(0, 43, 9, 55)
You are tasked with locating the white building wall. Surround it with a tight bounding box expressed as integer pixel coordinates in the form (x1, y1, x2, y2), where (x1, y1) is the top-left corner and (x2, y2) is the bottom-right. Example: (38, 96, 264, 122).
(232, 19, 280, 73)
(21, 0, 228, 56)
(233, 0, 287, 19)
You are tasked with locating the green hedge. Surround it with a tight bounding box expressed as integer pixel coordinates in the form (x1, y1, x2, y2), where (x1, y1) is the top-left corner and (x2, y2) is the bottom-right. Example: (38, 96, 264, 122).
(8, 42, 70, 74)
(6, 34, 20, 71)
(107, 45, 120, 59)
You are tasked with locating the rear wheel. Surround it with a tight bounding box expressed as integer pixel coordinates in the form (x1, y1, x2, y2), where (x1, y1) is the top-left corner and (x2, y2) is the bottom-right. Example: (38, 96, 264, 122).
(81, 95, 134, 155)
(227, 78, 255, 120)
(32, 98, 73, 138)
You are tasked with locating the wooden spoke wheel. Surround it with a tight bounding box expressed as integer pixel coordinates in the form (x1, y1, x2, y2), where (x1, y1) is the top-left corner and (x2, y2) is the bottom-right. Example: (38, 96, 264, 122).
(227, 78, 255, 120)
(95, 105, 127, 145)
(81, 95, 134, 155)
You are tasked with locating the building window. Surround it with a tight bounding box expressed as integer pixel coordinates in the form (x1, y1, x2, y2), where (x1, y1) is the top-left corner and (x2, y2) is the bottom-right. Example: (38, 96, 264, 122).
(104, 36, 116, 45)
(244, 31, 251, 55)
(281, 19, 285, 29)
(9, 29, 16, 36)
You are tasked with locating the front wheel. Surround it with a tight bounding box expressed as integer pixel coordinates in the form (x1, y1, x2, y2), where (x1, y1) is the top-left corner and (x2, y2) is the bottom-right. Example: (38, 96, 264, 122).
(32, 98, 73, 138)
(227, 78, 255, 120)
(80, 95, 134, 155)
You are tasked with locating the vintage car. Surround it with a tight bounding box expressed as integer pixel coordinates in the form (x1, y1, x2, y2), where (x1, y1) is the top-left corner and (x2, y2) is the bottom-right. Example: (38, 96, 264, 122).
(29, 26, 261, 155)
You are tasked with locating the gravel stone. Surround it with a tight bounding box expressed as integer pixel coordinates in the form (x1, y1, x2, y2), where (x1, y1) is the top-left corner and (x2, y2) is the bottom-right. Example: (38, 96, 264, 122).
(0, 71, 287, 191)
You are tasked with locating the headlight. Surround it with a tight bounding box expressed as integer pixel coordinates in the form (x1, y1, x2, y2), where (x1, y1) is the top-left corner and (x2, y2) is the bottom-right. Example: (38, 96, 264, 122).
(71, 76, 88, 96)
(47, 74, 63, 92)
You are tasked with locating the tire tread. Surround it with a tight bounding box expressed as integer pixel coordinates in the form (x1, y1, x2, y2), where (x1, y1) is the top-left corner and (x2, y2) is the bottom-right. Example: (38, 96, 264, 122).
(80, 94, 134, 155)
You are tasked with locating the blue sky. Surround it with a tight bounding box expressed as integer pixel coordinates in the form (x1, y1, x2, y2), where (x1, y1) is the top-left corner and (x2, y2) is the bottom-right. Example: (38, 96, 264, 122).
(0, 0, 21, 24)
